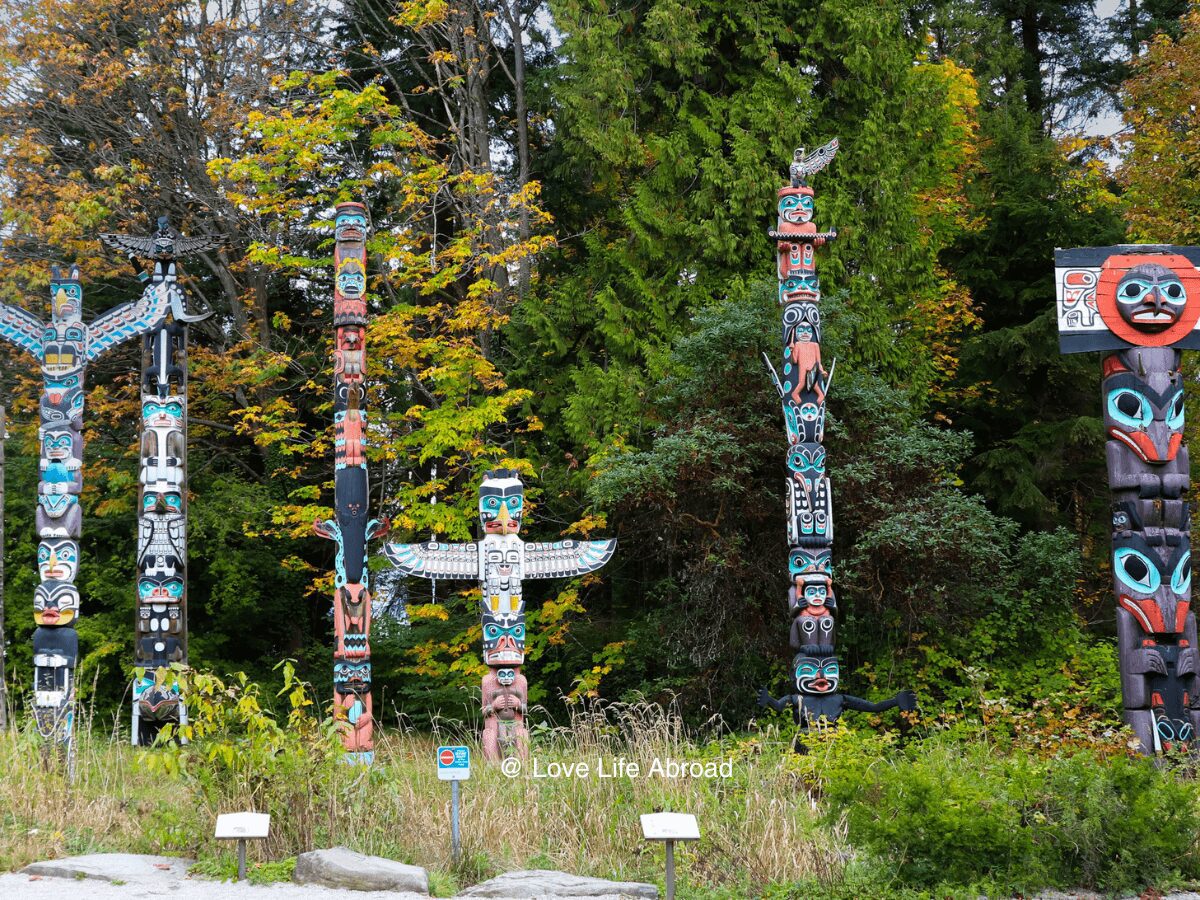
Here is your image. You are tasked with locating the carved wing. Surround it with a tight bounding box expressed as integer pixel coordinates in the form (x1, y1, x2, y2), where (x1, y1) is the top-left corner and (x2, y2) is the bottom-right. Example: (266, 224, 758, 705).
(524, 539, 616, 579)
(797, 138, 839, 179)
(382, 541, 478, 580)
(0, 302, 44, 359)
(86, 282, 171, 361)
(176, 235, 225, 256)
(99, 233, 159, 257)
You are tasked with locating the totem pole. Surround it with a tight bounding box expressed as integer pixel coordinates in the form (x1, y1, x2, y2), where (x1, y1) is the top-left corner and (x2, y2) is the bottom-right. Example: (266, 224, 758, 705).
(384, 470, 616, 761)
(313, 203, 389, 763)
(755, 142, 915, 734)
(0, 263, 178, 767)
(100, 217, 217, 745)
(1056, 245, 1200, 754)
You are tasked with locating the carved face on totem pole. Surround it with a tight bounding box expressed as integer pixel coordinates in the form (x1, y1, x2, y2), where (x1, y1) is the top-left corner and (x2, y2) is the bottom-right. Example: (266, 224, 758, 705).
(336, 207, 368, 243)
(1115, 264, 1188, 333)
(142, 486, 183, 517)
(40, 375, 84, 430)
(792, 649, 840, 695)
(1113, 532, 1191, 636)
(38, 539, 78, 582)
(778, 187, 815, 230)
(482, 609, 525, 665)
(786, 445, 832, 546)
(1102, 352, 1184, 465)
(337, 256, 367, 301)
(334, 659, 372, 696)
(480, 470, 524, 534)
(41, 428, 82, 472)
(34, 581, 79, 626)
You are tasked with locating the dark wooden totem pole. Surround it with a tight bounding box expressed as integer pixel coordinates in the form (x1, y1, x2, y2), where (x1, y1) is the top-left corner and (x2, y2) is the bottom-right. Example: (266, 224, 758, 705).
(1056, 245, 1200, 754)
(101, 217, 218, 745)
(756, 142, 915, 733)
(0, 264, 176, 772)
(384, 471, 616, 761)
(313, 203, 389, 763)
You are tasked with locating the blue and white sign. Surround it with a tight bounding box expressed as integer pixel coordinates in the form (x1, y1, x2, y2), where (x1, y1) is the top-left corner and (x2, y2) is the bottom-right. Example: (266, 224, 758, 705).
(437, 745, 471, 781)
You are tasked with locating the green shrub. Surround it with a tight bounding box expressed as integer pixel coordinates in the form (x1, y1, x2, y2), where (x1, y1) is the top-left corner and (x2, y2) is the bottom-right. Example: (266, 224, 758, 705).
(818, 733, 1200, 893)
(145, 660, 344, 856)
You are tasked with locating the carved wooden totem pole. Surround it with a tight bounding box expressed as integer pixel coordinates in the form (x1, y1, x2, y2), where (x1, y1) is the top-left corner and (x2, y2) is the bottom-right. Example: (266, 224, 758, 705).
(1056, 245, 1200, 754)
(0, 263, 176, 769)
(313, 203, 389, 763)
(384, 471, 616, 761)
(101, 217, 217, 745)
(756, 143, 915, 732)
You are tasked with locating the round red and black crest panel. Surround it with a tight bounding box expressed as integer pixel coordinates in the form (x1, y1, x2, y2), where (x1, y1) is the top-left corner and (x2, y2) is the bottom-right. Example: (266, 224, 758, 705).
(1097, 254, 1200, 347)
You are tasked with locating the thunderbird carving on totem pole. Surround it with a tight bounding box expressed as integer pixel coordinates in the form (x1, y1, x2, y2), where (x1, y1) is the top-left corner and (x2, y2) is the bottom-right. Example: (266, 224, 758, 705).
(384, 470, 616, 761)
(1056, 244, 1200, 754)
(101, 216, 218, 745)
(313, 203, 390, 763)
(0, 260, 180, 770)
(756, 141, 916, 738)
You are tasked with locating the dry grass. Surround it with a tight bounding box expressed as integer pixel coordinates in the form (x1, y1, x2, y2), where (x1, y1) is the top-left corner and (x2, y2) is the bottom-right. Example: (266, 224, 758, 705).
(0, 700, 844, 895)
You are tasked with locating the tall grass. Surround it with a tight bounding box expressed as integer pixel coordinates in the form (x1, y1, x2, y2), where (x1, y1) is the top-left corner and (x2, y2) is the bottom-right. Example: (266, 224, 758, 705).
(0, 697, 843, 897)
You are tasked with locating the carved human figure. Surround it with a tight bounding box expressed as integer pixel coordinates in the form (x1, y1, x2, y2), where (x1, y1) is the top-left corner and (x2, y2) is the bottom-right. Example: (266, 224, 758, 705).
(482, 666, 529, 761)
(757, 648, 917, 730)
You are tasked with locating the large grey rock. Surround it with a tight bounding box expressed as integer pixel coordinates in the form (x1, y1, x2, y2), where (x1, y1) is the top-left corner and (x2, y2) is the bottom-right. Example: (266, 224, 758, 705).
(22, 853, 193, 883)
(293, 846, 429, 894)
(457, 870, 658, 898)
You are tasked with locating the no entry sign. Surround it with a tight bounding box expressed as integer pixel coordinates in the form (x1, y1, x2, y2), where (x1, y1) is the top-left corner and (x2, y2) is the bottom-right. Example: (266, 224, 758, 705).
(437, 745, 470, 781)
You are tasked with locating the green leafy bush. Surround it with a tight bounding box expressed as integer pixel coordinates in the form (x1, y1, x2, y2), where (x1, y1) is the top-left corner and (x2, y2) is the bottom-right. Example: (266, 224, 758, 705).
(146, 660, 344, 856)
(816, 732, 1200, 893)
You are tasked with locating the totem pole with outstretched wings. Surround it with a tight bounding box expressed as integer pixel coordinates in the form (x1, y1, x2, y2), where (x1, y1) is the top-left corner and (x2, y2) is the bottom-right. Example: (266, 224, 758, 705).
(383, 470, 616, 761)
(0, 259, 177, 773)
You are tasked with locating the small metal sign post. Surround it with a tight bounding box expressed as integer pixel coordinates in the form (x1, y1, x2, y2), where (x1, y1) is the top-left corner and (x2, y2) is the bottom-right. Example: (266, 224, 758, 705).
(640, 812, 700, 900)
(437, 745, 470, 864)
(215, 812, 270, 881)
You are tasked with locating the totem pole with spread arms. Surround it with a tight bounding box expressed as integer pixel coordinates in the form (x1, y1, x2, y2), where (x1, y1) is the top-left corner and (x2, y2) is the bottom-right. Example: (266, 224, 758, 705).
(756, 142, 916, 736)
(384, 470, 616, 761)
(312, 203, 389, 763)
(100, 216, 217, 745)
(1056, 245, 1200, 754)
(0, 262, 178, 768)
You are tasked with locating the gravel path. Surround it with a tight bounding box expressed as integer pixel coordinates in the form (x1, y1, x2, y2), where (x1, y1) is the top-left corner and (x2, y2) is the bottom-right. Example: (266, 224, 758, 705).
(0, 873, 432, 899)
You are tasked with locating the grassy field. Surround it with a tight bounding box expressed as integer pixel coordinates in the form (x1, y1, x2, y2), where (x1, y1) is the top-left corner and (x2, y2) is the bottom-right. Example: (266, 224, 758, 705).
(0, 700, 846, 898)
(3, 684, 1200, 899)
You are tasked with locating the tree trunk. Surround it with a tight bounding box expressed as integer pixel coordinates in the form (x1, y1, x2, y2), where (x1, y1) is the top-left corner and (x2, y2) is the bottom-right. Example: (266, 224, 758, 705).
(1020, 3, 1045, 122)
